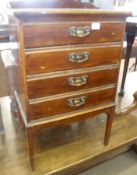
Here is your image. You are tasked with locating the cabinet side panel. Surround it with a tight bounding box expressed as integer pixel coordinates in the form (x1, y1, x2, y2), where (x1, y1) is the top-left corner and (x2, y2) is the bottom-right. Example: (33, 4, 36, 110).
(9, 15, 28, 115)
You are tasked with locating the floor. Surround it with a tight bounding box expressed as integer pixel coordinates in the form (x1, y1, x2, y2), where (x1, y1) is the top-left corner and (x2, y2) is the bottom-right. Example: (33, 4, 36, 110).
(80, 151, 137, 175)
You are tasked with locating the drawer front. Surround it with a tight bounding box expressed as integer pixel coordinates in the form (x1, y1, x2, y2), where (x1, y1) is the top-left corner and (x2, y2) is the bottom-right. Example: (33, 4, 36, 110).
(26, 46, 121, 75)
(24, 22, 124, 48)
(27, 68, 118, 99)
(28, 86, 116, 120)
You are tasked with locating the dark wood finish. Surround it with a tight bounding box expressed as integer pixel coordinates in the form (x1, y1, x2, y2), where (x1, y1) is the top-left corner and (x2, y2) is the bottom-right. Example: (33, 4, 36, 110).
(28, 106, 114, 171)
(104, 107, 115, 145)
(24, 22, 124, 48)
(12, 8, 131, 21)
(28, 86, 116, 120)
(31, 103, 115, 129)
(27, 127, 34, 171)
(7, 2, 129, 170)
(119, 17, 137, 96)
(28, 68, 118, 98)
(26, 45, 121, 75)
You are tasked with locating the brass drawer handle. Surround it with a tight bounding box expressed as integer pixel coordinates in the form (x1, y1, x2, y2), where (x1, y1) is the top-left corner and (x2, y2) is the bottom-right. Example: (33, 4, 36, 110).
(68, 76, 88, 87)
(69, 52, 89, 63)
(67, 96, 86, 107)
(69, 26, 91, 38)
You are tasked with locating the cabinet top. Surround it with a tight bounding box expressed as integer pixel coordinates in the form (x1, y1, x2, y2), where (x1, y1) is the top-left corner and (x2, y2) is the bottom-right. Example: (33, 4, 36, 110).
(9, 8, 131, 19)
(8, 0, 131, 20)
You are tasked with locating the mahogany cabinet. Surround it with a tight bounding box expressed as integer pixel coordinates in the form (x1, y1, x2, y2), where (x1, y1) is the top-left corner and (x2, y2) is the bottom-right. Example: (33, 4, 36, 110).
(8, 1, 129, 171)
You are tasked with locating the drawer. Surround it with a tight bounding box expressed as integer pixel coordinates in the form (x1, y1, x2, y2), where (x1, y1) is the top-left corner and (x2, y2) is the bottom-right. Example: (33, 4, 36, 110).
(27, 67, 118, 99)
(24, 21, 124, 48)
(26, 45, 121, 75)
(28, 86, 116, 120)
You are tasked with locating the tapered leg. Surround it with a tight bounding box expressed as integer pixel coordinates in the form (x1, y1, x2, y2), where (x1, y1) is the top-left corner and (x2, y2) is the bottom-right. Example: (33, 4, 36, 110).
(104, 107, 115, 146)
(27, 127, 35, 171)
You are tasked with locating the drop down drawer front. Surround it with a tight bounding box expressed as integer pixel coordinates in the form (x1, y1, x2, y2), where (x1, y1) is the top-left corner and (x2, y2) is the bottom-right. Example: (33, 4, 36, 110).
(26, 45, 121, 75)
(23, 21, 124, 48)
(28, 85, 116, 120)
(27, 67, 118, 99)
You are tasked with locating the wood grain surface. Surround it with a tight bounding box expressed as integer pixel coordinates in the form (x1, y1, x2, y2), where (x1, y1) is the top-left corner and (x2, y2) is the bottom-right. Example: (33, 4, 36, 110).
(27, 68, 118, 98)
(26, 45, 121, 75)
(24, 22, 124, 48)
(28, 86, 116, 120)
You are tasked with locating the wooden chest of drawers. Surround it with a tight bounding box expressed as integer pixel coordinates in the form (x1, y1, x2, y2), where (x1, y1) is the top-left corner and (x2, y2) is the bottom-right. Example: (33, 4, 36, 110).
(7, 2, 129, 171)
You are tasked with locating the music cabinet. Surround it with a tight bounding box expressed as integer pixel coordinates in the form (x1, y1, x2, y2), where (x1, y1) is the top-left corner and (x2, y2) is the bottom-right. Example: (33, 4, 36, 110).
(7, 0, 129, 171)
